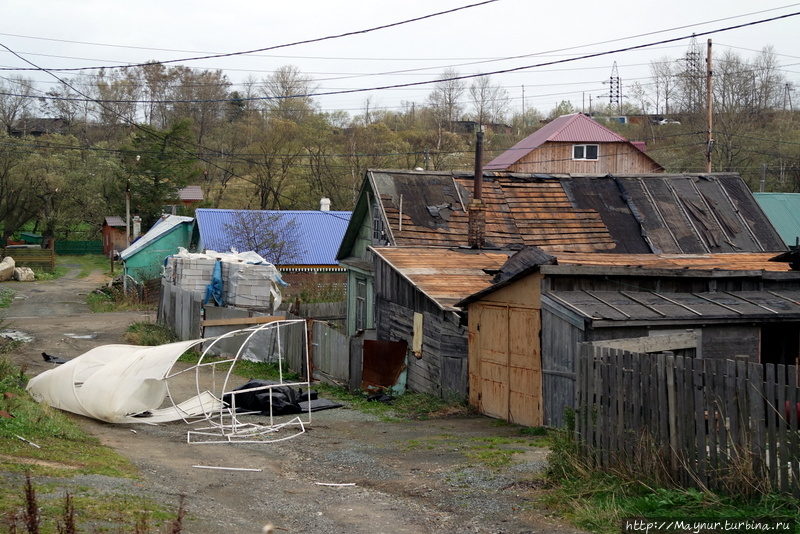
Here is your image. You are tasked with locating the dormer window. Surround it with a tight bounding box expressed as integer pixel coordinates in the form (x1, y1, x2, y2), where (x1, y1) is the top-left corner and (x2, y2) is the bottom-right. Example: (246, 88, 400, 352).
(573, 144, 599, 160)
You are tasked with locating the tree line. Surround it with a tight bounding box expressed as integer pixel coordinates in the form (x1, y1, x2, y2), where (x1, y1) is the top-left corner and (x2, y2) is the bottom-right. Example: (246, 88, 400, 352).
(0, 43, 797, 243)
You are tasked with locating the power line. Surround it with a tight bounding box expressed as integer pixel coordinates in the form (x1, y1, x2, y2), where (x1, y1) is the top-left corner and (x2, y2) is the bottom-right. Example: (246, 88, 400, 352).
(0, 1, 500, 73)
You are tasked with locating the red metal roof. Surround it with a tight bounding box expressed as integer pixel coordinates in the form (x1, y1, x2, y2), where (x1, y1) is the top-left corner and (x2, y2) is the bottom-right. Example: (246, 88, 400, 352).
(484, 113, 630, 170)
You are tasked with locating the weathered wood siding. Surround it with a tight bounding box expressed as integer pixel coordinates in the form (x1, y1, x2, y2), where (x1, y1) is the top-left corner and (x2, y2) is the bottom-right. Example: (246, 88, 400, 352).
(374, 255, 469, 399)
(375, 298, 468, 399)
(541, 297, 584, 428)
(508, 142, 661, 174)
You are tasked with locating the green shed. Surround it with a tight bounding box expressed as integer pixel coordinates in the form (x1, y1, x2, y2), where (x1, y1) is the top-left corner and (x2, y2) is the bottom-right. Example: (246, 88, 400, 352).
(120, 215, 193, 284)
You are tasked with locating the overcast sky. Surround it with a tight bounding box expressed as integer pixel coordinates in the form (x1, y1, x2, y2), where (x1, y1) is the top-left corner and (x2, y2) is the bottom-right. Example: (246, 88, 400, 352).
(2, 0, 799, 118)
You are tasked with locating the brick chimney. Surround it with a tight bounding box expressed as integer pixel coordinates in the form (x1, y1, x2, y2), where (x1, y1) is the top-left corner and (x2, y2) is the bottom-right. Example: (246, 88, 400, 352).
(468, 131, 485, 248)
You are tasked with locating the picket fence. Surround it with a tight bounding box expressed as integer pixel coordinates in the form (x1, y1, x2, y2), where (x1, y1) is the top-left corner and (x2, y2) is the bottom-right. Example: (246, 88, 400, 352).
(575, 345, 800, 496)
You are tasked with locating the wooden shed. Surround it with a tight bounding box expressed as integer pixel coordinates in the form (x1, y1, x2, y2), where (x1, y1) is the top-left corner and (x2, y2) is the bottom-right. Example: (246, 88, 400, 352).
(102, 216, 128, 256)
(459, 250, 800, 428)
(370, 246, 512, 399)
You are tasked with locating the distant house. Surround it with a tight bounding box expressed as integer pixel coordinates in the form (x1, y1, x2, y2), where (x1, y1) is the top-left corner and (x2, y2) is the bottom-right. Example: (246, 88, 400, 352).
(178, 185, 204, 207)
(483, 113, 663, 174)
(8, 117, 69, 137)
(101, 216, 128, 256)
(336, 168, 784, 336)
(458, 249, 800, 427)
(120, 215, 194, 285)
(754, 193, 800, 249)
(193, 207, 351, 301)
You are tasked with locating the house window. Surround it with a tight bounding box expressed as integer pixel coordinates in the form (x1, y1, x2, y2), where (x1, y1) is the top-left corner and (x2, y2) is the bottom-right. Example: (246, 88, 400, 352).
(573, 144, 599, 160)
(355, 277, 367, 331)
(372, 206, 384, 244)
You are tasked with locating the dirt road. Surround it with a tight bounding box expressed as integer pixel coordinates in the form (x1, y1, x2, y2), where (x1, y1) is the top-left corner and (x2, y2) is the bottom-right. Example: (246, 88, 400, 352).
(1, 267, 586, 534)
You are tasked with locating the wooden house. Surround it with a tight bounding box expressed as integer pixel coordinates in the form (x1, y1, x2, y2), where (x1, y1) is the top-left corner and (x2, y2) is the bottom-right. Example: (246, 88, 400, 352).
(101, 216, 128, 256)
(337, 169, 782, 336)
(458, 249, 800, 428)
(483, 113, 663, 174)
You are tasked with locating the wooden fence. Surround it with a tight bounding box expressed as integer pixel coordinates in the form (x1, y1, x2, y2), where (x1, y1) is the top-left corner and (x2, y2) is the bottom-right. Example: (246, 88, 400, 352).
(1, 247, 55, 270)
(575, 345, 800, 496)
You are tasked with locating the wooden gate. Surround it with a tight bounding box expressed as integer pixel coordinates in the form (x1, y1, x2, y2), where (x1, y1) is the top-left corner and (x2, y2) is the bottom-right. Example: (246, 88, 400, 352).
(469, 304, 542, 426)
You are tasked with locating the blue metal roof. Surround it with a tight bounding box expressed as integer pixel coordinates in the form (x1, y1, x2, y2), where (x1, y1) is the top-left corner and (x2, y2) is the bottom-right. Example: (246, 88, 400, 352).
(754, 193, 800, 248)
(194, 208, 352, 266)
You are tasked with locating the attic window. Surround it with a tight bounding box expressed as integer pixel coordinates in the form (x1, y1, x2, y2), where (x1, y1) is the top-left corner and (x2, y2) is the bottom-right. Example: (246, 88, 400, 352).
(372, 207, 384, 243)
(573, 144, 599, 160)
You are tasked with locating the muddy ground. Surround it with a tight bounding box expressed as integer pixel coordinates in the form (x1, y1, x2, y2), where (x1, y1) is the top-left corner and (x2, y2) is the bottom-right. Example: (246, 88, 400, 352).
(0, 267, 586, 534)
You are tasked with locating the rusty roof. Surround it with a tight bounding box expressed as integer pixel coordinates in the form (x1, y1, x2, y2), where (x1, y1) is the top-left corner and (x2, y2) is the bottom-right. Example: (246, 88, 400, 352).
(484, 113, 634, 171)
(549, 251, 793, 272)
(370, 247, 512, 310)
(361, 170, 785, 255)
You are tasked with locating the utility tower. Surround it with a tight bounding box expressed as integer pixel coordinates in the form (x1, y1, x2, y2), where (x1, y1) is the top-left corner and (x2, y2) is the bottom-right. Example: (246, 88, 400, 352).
(605, 62, 622, 114)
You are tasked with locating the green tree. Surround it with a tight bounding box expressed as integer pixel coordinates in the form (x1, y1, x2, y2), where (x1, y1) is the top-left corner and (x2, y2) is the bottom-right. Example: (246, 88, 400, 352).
(121, 120, 201, 228)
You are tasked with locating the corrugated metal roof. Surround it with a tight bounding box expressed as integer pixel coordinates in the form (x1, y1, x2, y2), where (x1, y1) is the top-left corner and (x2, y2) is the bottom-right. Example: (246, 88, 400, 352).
(371, 246, 512, 310)
(195, 208, 351, 267)
(546, 289, 800, 323)
(484, 113, 629, 170)
(178, 185, 204, 202)
(104, 216, 125, 227)
(754, 193, 800, 248)
(120, 215, 193, 260)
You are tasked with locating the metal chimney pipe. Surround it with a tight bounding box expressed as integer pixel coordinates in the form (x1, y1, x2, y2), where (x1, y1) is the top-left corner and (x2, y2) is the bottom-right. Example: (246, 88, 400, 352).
(473, 131, 484, 200)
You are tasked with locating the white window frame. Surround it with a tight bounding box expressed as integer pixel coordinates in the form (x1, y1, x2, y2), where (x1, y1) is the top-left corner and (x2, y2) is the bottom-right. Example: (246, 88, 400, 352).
(573, 144, 599, 161)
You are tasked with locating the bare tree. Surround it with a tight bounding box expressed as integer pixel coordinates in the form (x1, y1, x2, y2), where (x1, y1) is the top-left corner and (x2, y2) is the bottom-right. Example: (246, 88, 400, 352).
(427, 68, 466, 146)
(468, 75, 509, 128)
(649, 58, 676, 115)
(0, 75, 35, 132)
(260, 65, 319, 123)
(224, 210, 303, 266)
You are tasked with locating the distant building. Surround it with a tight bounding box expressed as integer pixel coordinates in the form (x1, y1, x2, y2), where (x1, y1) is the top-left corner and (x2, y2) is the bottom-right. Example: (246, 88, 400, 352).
(484, 113, 663, 174)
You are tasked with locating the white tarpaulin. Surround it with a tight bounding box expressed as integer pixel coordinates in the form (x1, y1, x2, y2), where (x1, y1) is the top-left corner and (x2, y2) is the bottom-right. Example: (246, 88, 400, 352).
(26, 320, 313, 443)
(26, 339, 214, 424)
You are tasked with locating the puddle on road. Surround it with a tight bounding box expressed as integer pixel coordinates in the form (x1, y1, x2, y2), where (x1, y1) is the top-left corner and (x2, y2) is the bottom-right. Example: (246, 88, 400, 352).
(0, 330, 34, 342)
(65, 333, 98, 340)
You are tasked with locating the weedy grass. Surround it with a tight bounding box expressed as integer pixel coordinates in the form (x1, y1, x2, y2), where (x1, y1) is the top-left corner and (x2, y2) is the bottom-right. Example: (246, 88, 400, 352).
(0, 287, 14, 308)
(0, 358, 187, 532)
(124, 321, 179, 346)
(86, 286, 154, 313)
(543, 426, 800, 533)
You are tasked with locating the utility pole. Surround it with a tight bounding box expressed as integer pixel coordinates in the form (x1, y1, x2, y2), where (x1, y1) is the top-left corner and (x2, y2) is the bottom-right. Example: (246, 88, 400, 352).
(705, 39, 713, 173)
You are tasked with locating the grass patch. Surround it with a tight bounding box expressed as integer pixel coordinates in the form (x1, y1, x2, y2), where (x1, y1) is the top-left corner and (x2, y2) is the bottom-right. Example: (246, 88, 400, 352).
(0, 287, 14, 308)
(402, 433, 540, 469)
(123, 321, 179, 345)
(87, 286, 154, 312)
(544, 427, 800, 533)
(0, 357, 189, 532)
